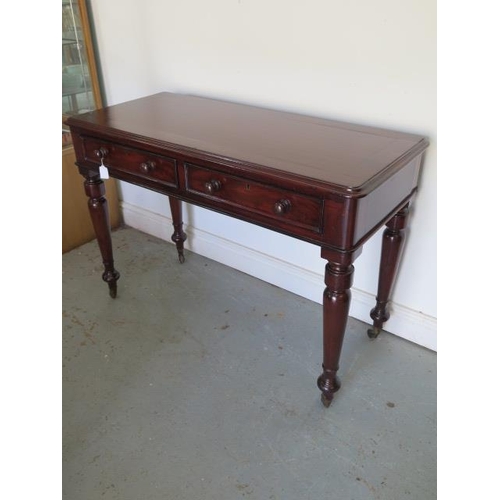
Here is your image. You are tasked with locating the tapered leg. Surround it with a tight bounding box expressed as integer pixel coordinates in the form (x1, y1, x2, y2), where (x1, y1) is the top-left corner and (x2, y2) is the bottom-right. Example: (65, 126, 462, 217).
(368, 204, 410, 338)
(169, 197, 187, 263)
(317, 251, 354, 407)
(84, 173, 120, 298)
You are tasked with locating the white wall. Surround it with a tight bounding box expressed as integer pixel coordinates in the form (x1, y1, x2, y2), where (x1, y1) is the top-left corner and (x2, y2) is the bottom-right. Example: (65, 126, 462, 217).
(90, 0, 437, 350)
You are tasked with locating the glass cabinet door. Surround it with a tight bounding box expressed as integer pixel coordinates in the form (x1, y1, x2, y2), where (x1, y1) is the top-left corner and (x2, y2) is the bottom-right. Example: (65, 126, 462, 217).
(62, 0, 101, 145)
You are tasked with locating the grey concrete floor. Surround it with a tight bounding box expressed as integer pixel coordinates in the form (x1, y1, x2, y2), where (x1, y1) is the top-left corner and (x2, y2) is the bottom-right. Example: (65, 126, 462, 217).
(62, 226, 436, 500)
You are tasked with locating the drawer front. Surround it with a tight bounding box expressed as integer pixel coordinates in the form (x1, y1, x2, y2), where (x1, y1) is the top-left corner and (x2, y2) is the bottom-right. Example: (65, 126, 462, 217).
(185, 163, 323, 232)
(81, 136, 178, 187)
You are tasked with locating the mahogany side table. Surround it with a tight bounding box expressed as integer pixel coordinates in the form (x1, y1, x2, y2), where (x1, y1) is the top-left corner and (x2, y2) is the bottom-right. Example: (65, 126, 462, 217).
(66, 92, 429, 407)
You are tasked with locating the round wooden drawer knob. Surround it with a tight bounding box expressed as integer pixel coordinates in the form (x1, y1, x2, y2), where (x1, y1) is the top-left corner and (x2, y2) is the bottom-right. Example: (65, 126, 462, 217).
(94, 147, 108, 159)
(274, 199, 292, 215)
(140, 160, 156, 173)
(205, 179, 222, 194)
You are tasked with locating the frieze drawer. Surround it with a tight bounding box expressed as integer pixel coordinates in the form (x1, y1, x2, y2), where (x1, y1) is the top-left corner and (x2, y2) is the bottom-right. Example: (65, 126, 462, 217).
(81, 136, 178, 188)
(185, 163, 323, 233)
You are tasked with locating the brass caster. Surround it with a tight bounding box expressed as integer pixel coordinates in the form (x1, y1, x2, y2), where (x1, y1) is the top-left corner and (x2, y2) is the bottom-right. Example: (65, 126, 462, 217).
(367, 327, 381, 339)
(321, 393, 333, 408)
(103, 270, 120, 299)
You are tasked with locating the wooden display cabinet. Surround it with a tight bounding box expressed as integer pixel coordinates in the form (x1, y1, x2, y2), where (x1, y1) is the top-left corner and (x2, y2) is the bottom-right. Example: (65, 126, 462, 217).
(62, 0, 120, 253)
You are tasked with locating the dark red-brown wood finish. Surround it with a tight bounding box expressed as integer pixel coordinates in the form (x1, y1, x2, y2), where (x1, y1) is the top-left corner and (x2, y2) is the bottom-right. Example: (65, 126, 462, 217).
(66, 92, 429, 407)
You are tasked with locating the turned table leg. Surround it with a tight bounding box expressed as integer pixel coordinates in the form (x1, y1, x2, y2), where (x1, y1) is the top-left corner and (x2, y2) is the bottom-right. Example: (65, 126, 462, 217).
(83, 173, 120, 298)
(168, 197, 187, 263)
(317, 250, 355, 407)
(368, 203, 410, 339)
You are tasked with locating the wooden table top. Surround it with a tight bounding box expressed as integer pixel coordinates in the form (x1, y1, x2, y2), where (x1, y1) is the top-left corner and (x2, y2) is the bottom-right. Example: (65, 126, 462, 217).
(67, 92, 428, 193)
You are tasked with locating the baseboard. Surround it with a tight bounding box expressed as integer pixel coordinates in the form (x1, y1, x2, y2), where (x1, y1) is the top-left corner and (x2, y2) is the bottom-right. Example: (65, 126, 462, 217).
(121, 201, 437, 351)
